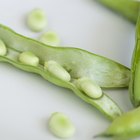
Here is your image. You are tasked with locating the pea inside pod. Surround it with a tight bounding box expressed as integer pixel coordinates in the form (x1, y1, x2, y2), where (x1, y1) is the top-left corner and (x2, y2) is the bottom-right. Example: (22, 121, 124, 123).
(0, 24, 130, 120)
(44, 60, 71, 82)
(19, 51, 39, 66)
(74, 77, 103, 99)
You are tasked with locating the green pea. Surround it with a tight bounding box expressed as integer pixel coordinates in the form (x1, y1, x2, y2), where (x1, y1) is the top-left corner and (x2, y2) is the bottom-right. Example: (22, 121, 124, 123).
(39, 31, 60, 46)
(27, 8, 47, 32)
(74, 77, 103, 99)
(96, 107, 140, 139)
(48, 112, 76, 138)
(44, 60, 71, 82)
(0, 39, 7, 56)
(19, 51, 39, 66)
(0, 24, 129, 120)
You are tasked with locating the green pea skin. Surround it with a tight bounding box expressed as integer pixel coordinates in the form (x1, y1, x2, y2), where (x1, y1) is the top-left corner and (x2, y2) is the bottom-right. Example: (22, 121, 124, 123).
(96, 107, 140, 140)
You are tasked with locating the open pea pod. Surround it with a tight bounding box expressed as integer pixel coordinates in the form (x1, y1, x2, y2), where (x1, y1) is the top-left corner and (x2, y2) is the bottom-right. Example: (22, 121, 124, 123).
(0, 24, 130, 120)
(96, 0, 139, 24)
(129, 11, 140, 107)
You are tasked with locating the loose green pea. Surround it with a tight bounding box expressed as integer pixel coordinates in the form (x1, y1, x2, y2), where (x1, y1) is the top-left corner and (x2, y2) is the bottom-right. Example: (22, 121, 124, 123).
(48, 112, 76, 138)
(0, 39, 7, 56)
(44, 60, 71, 82)
(39, 31, 60, 46)
(96, 107, 140, 139)
(74, 77, 103, 99)
(27, 8, 47, 32)
(19, 51, 39, 66)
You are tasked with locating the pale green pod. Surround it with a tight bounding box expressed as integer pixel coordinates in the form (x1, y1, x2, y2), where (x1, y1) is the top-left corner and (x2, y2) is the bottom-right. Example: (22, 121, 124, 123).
(44, 60, 71, 82)
(74, 77, 103, 99)
(96, 107, 140, 140)
(0, 39, 7, 56)
(97, 0, 139, 24)
(27, 8, 47, 32)
(0, 24, 129, 120)
(129, 12, 140, 107)
(39, 31, 60, 46)
(19, 51, 39, 66)
(48, 112, 76, 138)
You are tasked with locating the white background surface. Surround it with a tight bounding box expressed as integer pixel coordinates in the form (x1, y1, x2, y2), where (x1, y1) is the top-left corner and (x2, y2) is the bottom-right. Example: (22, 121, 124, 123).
(0, 0, 136, 140)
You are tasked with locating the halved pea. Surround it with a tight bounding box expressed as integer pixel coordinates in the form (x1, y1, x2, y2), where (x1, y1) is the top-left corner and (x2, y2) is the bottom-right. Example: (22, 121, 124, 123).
(27, 8, 47, 32)
(39, 31, 60, 46)
(48, 112, 76, 138)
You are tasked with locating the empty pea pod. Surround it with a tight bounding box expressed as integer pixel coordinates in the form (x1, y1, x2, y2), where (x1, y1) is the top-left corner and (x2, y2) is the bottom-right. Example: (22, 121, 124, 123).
(0, 24, 130, 120)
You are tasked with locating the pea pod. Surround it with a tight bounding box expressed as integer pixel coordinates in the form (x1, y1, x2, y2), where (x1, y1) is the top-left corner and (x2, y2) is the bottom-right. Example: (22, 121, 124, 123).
(0, 24, 130, 120)
(96, 107, 140, 140)
(129, 11, 140, 107)
(96, 0, 139, 24)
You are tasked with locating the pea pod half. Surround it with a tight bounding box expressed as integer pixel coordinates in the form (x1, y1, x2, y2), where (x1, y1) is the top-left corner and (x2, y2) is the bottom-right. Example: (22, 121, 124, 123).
(0, 24, 130, 120)
(96, 0, 139, 24)
(129, 11, 140, 107)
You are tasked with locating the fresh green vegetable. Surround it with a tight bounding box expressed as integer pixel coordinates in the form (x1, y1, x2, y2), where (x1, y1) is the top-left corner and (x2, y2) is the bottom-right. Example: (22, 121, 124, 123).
(39, 31, 60, 46)
(0, 39, 7, 56)
(74, 77, 103, 99)
(96, 9, 140, 140)
(129, 11, 140, 107)
(0, 24, 130, 120)
(96, 107, 140, 140)
(27, 8, 47, 32)
(48, 112, 76, 138)
(44, 60, 71, 82)
(19, 51, 39, 66)
(97, 0, 139, 23)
